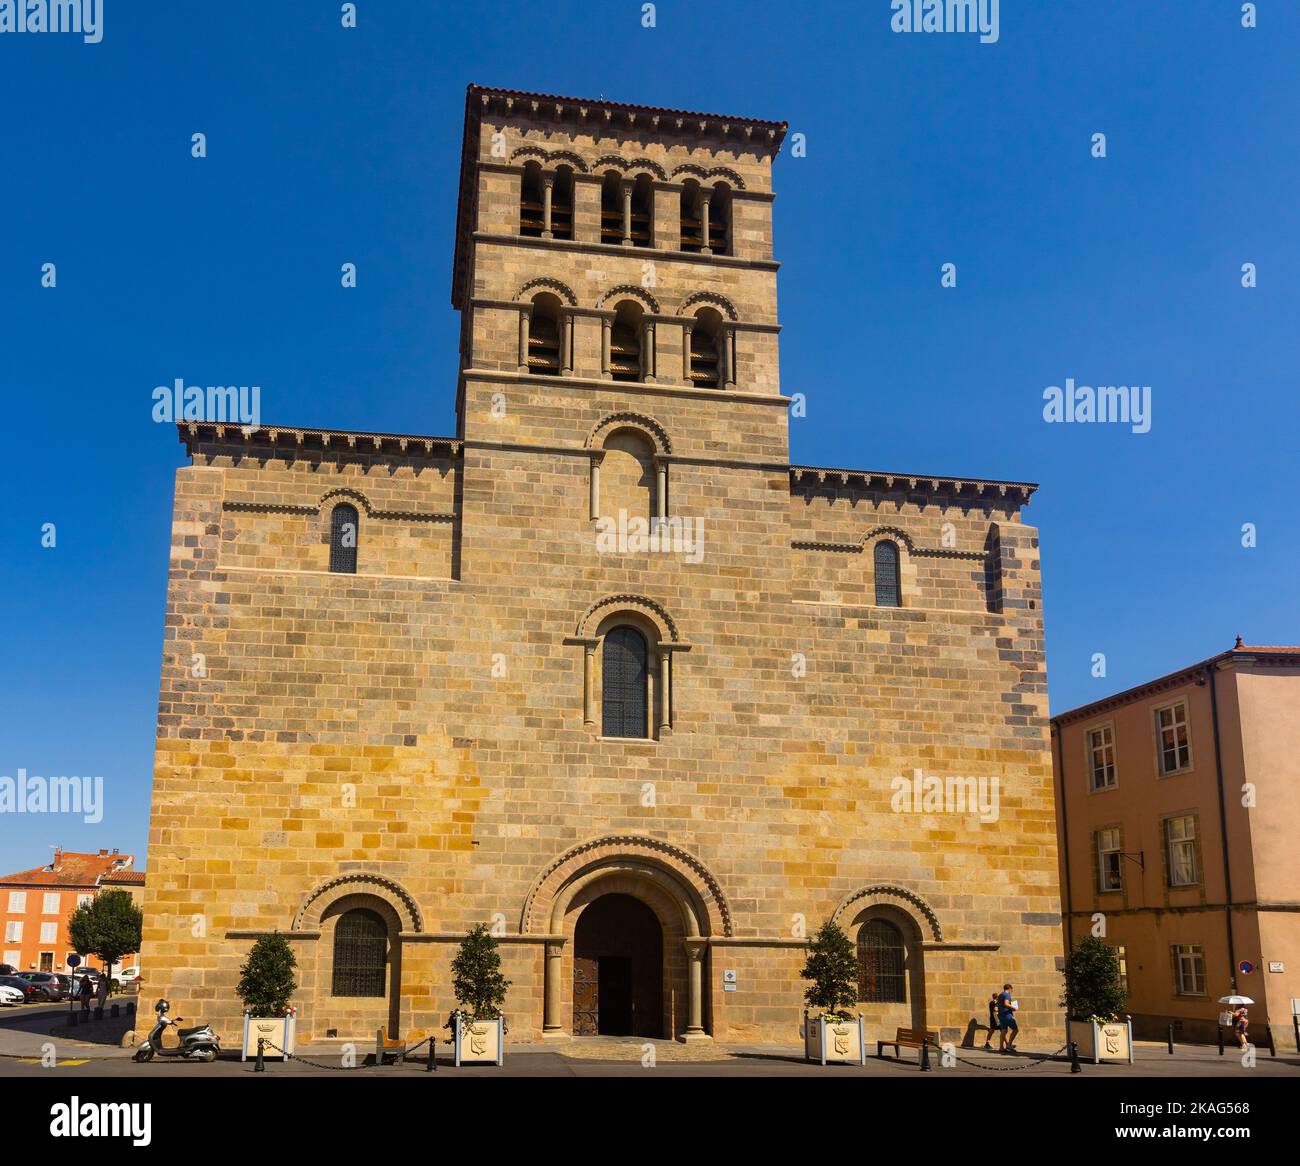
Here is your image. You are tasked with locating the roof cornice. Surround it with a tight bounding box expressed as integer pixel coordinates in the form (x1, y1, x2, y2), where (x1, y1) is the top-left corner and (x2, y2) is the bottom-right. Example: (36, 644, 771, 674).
(178, 422, 461, 459)
(789, 464, 1037, 504)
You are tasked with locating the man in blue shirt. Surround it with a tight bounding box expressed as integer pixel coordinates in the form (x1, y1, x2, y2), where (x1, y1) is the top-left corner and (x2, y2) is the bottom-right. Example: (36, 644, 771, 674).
(997, 982, 1019, 1053)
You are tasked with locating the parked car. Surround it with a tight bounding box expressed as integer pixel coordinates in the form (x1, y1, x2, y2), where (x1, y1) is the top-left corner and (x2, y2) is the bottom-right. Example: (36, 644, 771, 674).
(111, 966, 141, 991)
(0, 983, 25, 1007)
(0, 963, 16, 976)
(0, 975, 43, 1003)
(17, 972, 67, 1001)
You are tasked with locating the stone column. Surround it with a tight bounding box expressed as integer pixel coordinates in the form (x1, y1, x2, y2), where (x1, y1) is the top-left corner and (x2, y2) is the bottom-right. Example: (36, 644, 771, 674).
(600, 316, 613, 379)
(621, 179, 634, 246)
(680, 320, 694, 384)
(719, 325, 733, 388)
(562, 312, 575, 376)
(684, 939, 707, 1039)
(658, 647, 671, 733)
(588, 455, 602, 522)
(654, 458, 668, 522)
(543, 941, 565, 1034)
(517, 307, 531, 373)
(583, 642, 597, 723)
(541, 173, 554, 240)
(642, 320, 656, 383)
(698, 190, 712, 255)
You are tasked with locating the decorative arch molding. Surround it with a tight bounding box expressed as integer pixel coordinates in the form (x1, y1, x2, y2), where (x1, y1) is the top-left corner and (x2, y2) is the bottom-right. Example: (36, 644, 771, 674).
(575, 593, 680, 642)
(858, 526, 916, 555)
(592, 154, 669, 182)
(508, 145, 590, 173)
(586, 411, 672, 455)
(319, 487, 375, 516)
(513, 276, 578, 307)
(293, 872, 423, 934)
(678, 290, 739, 321)
(521, 833, 732, 937)
(670, 163, 746, 190)
(595, 284, 662, 314)
(830, 884, 943, 943)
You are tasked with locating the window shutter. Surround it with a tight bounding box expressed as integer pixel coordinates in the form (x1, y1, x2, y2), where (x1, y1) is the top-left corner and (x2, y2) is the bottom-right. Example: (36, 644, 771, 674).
(874, 540, 901, 607)
(602, 626, 649, 739)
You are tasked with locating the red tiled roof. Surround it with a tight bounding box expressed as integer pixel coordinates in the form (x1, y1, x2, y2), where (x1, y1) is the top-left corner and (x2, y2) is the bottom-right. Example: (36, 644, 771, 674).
(98, 870, 146, 886)
(0, 851, 134, 888)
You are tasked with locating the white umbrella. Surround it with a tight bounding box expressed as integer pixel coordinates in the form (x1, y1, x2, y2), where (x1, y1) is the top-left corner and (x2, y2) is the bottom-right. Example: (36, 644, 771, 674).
(1217, 995, 1254, 1005)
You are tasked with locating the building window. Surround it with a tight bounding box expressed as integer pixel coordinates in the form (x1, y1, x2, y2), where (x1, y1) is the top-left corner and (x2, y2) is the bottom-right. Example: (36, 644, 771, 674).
(630, 174, 653, 247)
(4, 921, 22, 943)
(1155, 701, 1191, 774)
(609, 301, 644, 382)
(680, 182, 705, 252)
(1172, 944, 1206, 996)
(857, 919, 906, 1003)
(1088, 725, 1116, 791)
(874, 541, 901, 607)
(602, 625, 649, 739)
(600, 172, 624, 245)
(7, 891, 25, 913)
(687, 309, 723, 388)
(76, 894, 92, 908)
(42, 893, 60, 915)
(329, 504, 359, 574)
(1165, 814, 1199, 887)
(707, 183, 732, 255)
(526, 293, 563, 375)
(331, 908, 387, 997)
(39, 922, 57, 945)
(1097, 828, 1123, 892)
(519, 161, 545, 237)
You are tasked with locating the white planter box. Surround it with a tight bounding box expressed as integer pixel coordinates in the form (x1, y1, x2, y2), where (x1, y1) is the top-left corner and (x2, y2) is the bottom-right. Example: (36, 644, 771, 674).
(1068, 1017, 1133, 1064)
(454, 1014, 504, 1066)
(242, 1010, 296, 1060)
(804, 1014, 866, 1065)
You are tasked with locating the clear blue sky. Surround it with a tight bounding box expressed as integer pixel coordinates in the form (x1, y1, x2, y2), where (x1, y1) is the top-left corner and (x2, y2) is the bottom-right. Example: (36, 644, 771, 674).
(2, 1, 1296, 874)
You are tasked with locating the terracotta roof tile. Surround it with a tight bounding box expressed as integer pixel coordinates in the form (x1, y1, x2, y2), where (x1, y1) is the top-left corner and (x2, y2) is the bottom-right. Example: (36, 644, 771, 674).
(0, 851, 134, 888)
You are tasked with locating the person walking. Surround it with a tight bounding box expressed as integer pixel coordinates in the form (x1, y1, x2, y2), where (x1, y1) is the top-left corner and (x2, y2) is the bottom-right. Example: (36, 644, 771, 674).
(997, 982, 1019, 1053)
(78, 974, 93, 1014)
(984, 992, 1000, 1051)
(1232, 1004, 1250, 1050)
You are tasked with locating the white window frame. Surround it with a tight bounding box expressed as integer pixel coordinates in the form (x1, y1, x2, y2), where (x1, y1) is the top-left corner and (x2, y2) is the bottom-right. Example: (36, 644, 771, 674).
(42, 892, 60, 915)
(39, 921, 58, 945)
(1173, 944, 1206, 996)
(1166, 814, 1199, 887)
(2, 949, 19, 967)
(1096, 827, 1123, 892)
(7, 891, 26, 913)
(1154, 699, 1193, 776)
(76, 893, 92, 907)
(1086, 722, 1117, 791)
(4, 921, 22, 943)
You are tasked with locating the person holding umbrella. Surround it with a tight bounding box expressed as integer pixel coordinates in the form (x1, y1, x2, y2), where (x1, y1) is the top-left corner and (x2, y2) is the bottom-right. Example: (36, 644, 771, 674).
(1217, 994, 1254, 1049)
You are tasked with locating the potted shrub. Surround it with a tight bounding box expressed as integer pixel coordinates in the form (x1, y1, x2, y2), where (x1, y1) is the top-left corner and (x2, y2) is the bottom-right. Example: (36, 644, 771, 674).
(236, 932, 298, 1060)
(800, 920, 866, 1065)
(449, 923, 511, 1066)
(1062, 936, 1131, 1063)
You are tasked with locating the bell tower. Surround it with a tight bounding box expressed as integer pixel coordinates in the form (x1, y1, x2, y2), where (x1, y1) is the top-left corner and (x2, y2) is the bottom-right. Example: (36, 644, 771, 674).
(450, 85, 789, 462)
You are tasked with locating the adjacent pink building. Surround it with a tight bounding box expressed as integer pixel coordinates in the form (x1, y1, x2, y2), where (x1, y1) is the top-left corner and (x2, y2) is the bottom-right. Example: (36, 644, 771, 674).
(1052, 642, 1300, 1047)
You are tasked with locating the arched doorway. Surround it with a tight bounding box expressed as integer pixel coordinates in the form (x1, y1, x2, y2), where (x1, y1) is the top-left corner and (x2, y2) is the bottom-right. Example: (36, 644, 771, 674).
(572, 893, 663, 1037)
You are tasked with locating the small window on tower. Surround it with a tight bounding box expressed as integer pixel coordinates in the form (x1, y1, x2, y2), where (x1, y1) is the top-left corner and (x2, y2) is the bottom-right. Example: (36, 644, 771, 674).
(551, 166, 574, 241)
(330, 504, 359, 574)
(527, 293, 563, 375)
(680, 181, 704, 252)
(874, 540, 900, 607)
(519, 161, 545, 238)
(689, 309, 722, 389)
(600, 171, 623, 245)
(708, 183, 732, 255)
(610, 301, 644, 382)
(630, 174, 653, 248)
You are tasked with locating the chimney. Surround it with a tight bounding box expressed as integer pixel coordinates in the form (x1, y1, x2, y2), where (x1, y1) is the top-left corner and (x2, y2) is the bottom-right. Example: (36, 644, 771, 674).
(98, 848, 108, 856)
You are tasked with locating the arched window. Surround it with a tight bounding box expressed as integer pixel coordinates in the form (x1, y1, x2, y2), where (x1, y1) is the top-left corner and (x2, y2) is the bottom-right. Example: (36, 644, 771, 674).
(630, 174, 653, 247)
(602, 625, 649, 739)
(527, 293, 562, 375)
(610, 301, 644, 382)
(874, 540, 901, 607)
(332, 907, 387, 997)
(680, 181, 704, 252)
(858, 919, 906, 1004)
(551, 166, 574, 241)
(689, 309, 722, 389)
(329, 503, 359, 574)
(600, 171, 623, 244)
(519, 161, 545, 237)
(708, 183, 732, 255)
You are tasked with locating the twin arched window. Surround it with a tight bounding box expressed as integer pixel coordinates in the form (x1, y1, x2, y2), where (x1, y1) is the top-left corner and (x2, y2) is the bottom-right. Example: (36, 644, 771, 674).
(330, 504, 359, 574)
(874, 540, 900, 607)
(519, 161, 573, 240)
(602, 625, 649, 739)
(332, 907, 386, 997)
(858, 918, 906, 1003)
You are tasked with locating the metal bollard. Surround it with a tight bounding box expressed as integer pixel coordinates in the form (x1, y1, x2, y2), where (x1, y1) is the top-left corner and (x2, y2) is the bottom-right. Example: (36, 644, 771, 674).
(1069, 1040, 1081, 1073)
(427, 1034, 437, 1072)
(1167, 1024, 1174, 1055)
(920, 1037, 931, 1071)
(111, 1004, 120, 1019)
(255, 1036, 265, 1072)
(1218, 1026, 1225, 1056)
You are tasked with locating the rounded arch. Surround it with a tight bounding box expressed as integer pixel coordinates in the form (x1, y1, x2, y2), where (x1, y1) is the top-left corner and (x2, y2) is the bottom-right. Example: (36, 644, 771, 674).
(521, 833, 732, 937)
(592, 154, 669, 181)
(513, 276, 578, 306)
(858, 525, 917, 555)
(586, 411, 672, 456)
(575, 593, 679, 643)
(293, 872, 423, 933)
(678, 290, 738, 321)
(318, 487, 374, 516)
(595, 284, 661, 314)
(670, 163, 746, 190)
(508, 145, 590, 173)
(830, 884, 942, 942)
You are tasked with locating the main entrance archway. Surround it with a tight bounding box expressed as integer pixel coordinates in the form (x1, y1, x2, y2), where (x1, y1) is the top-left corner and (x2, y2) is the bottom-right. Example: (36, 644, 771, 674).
(573, 893, 664, 1037)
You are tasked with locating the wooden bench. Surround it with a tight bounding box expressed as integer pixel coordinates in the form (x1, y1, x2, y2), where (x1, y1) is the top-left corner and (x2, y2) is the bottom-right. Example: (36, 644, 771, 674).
(877, 1027, 940, 1061)
(375, 1029, 408, 1066)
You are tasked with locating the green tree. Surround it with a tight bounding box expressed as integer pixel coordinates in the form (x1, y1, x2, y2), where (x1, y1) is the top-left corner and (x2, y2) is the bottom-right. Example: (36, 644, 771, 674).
(450, 924, 511, 1019)
(236, 932, 298, 1016)
(67, 890, 142, 986)
(800, 920, 859, 1019)
(1061, 936, 1127, 1022)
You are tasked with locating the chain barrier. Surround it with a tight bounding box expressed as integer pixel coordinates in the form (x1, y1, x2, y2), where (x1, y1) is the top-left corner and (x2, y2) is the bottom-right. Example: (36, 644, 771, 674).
(261, 1035, 436, 1070)
(921, 1039, 1071, 1072)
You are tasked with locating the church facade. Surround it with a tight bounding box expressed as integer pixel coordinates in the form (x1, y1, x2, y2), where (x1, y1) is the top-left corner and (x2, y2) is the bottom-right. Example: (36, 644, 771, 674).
(140, 86, 1062, 1047)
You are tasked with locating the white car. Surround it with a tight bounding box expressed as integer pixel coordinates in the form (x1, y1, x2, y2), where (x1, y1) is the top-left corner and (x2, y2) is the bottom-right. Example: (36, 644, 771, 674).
(111, 966, 141, 989)
(0, 984, 24, 1007)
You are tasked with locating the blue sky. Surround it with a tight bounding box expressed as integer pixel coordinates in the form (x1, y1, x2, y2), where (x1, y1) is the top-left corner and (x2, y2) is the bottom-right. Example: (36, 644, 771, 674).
(1, 0, 1296, 873)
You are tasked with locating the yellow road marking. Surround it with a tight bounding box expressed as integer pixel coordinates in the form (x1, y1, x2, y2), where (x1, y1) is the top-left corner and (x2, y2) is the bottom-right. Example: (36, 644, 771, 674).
(14, 1058, 90, 1066)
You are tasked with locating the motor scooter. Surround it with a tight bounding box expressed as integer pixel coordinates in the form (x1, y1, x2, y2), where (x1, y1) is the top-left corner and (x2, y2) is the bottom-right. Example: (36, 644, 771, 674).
(133, 997, 220, 1063)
